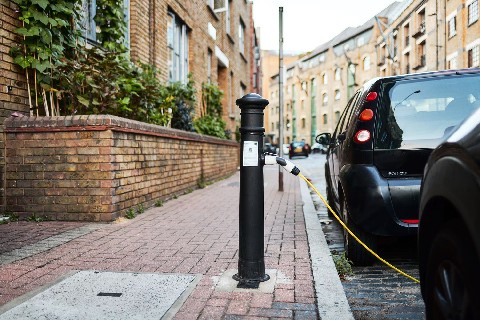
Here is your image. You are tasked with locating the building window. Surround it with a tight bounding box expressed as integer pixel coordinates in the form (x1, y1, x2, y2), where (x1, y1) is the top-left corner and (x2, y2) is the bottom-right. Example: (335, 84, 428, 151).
(335, 68, 341, 81)
(239, 19, 245, 54)
(448, 56, 458, 69)
(334, 111, 340, 123)
(322, 114, 328, 125)
(404, 23, 410, 47)
(334, 89, 340, 101)
(468, 0, 479, 25)
(468, 44, 480, 67)
(208, 0, 227, 12)
(226, 0, 231, 34)
(207, 49, 212, 83)
(322, 93, 328, 106)
(229, 72, 234, 114)
(301, 118, 306, 128)
(322, 73, 328, 84)
(357, 36, 364, 47)
(167, 11, 189, 83)
(448, 16, 457, 38)
(363, 55, 370, 70)
(82, 0, 130, 46)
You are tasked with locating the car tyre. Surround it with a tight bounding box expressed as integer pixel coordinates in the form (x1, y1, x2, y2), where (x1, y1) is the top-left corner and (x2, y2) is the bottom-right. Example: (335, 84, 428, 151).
(341, 196, 375, 266)
(424, 222, 480, 320)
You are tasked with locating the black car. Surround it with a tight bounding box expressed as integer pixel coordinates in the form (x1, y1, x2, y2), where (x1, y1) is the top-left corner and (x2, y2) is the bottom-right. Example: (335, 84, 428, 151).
(316, 68, 480, 265)
(264, 142, 277, 154)
(418, 108, 480, 319)
(289, 141, 309, 158)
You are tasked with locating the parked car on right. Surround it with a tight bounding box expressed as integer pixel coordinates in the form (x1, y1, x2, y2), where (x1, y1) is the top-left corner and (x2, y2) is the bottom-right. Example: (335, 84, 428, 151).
(418, 108, 480, 319)
(316, 68, 480, 265)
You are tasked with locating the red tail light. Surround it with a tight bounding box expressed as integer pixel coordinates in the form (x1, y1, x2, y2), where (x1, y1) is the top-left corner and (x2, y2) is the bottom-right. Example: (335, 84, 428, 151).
(359, 109, 374, 121)
(401, 219, 419, 224)
(354, 130, 371, 143)
(366, 92, 378, 101)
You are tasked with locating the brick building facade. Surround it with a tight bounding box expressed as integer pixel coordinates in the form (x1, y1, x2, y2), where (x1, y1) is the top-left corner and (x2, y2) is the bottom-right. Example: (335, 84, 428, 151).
(266, 0, 480, 145)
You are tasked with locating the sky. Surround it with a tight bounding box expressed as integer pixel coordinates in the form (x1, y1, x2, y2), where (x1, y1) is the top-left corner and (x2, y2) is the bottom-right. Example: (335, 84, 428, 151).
(252, 0, 399, 54)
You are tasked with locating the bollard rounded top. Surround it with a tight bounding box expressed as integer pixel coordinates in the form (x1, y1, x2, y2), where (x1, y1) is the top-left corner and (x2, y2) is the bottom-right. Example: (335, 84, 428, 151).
(236, 93, 269, 109)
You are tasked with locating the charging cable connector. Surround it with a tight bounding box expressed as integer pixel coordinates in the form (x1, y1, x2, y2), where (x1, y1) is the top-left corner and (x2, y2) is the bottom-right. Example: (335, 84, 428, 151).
(264, 155, 300, 176)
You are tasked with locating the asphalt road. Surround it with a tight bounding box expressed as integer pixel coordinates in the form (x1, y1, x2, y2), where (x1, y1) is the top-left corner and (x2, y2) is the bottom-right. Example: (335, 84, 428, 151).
(291, 153, 425, 320)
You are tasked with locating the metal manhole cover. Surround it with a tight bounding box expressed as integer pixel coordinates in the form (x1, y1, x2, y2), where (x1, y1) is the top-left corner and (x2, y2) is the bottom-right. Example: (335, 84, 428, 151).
(0, 271, 199, 320)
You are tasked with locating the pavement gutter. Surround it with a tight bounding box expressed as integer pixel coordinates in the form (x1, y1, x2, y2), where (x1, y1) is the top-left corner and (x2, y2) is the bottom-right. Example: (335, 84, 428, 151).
(299, 178, 354, 320)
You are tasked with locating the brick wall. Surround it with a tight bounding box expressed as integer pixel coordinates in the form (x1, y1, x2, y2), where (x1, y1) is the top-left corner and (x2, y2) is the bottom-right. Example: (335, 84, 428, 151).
(1, 1, 30, 208)
(4, 115, 239, 221)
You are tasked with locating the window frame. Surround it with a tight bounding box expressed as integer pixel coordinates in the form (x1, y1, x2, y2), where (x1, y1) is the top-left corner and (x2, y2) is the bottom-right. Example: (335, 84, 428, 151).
(468, 0, 479, 26)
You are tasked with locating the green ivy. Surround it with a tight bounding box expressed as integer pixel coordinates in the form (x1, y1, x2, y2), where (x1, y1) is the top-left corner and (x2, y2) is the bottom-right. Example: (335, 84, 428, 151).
(10, 0, 196, 129)
(194, 115, 227, 139)
(94, 0, 127, 52)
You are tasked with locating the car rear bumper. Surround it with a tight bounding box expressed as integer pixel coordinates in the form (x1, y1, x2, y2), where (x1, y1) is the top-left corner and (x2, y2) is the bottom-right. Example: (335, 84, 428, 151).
(340, 164, 419, 237)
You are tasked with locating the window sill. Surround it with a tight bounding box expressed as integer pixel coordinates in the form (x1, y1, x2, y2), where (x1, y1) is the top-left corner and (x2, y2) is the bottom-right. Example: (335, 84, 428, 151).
(227, 33, 235, 44)
(468, 19, 478, 27)
(240, 51, 248, 63)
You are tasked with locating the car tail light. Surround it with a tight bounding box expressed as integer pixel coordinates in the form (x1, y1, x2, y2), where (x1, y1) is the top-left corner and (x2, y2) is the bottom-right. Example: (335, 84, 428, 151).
(359, 109, 374, 121)
(366, 92, 378, 101)
(354, 130, 371, 143)
(401, 219, 419, 224)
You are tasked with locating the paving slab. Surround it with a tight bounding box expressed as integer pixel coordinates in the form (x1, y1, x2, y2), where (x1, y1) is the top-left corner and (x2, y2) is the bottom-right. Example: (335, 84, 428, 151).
(0, 271, 199, 320)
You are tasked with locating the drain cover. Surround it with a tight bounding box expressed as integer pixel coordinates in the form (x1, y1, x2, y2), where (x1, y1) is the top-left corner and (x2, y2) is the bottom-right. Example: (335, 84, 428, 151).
(0, 271, 198, 320)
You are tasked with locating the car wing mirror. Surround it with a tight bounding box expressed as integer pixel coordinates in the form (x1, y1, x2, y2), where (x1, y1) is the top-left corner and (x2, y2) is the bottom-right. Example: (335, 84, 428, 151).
(315, 133, 332, 145)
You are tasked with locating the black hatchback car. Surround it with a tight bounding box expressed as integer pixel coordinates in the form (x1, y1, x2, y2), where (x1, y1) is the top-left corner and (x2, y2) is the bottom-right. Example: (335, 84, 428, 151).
(316, 68, 480, 265)
(418, 108, 480, 319)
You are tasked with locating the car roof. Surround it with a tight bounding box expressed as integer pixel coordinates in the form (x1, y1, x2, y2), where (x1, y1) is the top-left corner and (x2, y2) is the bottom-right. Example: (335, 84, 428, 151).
(363, 67, 480, 90)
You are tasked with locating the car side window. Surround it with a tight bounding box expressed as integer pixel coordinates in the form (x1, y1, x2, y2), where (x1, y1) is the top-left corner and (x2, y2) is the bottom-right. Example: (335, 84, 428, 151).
(334, 92, 360, 139)
(343, 92, 362, 133)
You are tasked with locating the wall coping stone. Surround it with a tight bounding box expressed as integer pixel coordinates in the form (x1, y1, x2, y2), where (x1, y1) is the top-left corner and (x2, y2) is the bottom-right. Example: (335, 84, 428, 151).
(4, 114, 239, 147)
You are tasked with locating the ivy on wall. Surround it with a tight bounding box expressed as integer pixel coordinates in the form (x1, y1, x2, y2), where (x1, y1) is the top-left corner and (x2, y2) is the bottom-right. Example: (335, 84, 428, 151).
(9, 0, 196, 130)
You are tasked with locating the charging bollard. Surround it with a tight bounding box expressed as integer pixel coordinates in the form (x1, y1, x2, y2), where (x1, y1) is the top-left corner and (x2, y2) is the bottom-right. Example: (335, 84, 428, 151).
(233, 93, 270, 289)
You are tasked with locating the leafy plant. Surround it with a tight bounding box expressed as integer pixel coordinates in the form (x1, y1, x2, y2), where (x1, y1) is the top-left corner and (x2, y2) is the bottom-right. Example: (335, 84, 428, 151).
(332, 252, 354, 279)
(194, 115, 227, 139)
(136, 204, 145, 214)
(201, 82, 223, 117)
(9, 0, 196, 131)
(10, 0, 83, 116)
(0, 212, 19, 224)
(125, 208, 136, 219)
(154, 199, 164, 207)
(26, 214, 50, 222)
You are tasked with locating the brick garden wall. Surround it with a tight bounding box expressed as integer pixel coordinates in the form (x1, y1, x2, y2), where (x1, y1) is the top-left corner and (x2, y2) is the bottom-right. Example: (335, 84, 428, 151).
(3, 115, 239, 221)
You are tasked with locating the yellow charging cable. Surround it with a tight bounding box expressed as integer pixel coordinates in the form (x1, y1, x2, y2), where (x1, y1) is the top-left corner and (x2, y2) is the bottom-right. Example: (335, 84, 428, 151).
(299, 172, 420, 284)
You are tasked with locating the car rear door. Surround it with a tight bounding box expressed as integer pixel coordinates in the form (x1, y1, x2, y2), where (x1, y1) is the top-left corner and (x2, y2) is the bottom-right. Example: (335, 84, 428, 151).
(329, 92, 361, 206)
(373, 75, 480, 223)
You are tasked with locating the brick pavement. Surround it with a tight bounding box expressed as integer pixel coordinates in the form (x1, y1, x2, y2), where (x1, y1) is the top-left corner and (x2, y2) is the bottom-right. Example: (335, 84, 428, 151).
(0, 166, 319, 319)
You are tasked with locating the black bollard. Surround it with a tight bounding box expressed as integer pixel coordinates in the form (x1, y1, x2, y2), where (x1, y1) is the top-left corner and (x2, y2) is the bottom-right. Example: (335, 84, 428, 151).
(233, 93, 270, 289)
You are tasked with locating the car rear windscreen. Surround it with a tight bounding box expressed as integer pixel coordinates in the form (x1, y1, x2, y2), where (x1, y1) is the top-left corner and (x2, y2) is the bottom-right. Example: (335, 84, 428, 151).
(375, 73, 480, 149)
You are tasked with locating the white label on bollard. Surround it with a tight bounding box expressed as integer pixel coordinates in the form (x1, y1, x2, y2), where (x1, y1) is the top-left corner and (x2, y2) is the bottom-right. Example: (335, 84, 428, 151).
(243, 141, 258, 166)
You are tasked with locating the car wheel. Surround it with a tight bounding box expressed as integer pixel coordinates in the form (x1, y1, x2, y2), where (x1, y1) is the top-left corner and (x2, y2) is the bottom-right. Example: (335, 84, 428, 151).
(424, 222, 480, 320)
(341, 196, 375, 266)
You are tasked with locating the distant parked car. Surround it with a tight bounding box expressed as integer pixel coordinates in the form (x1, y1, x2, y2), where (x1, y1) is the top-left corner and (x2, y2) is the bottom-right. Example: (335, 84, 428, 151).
(418, 108, 480, 319)
(312, 143, 327, 154)
(264, 142, 276, 154)
(288, 141, 309, 159)
(282, 144, 289, 155)
(316, 68, 480, 265)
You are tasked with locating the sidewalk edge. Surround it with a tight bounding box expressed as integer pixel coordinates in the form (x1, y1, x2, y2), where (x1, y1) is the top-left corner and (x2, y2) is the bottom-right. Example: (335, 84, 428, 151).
(299, 178, 354, 320)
